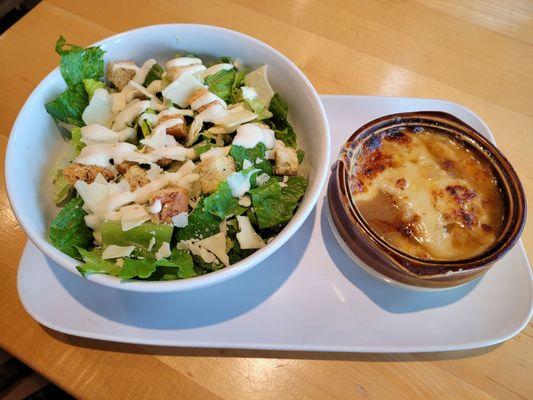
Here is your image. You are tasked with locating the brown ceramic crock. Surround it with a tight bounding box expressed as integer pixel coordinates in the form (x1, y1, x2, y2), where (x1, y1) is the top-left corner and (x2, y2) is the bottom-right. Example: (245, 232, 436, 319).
(327, 111, 527, 289)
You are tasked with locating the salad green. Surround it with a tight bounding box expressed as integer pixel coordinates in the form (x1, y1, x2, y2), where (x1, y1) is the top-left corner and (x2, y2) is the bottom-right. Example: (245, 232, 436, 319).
(46, 36, 308, 281)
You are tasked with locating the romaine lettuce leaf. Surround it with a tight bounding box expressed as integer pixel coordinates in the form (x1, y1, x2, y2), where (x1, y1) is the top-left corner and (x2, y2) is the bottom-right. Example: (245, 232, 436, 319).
(118, 258, 156, 279)
(241, 86, 272, 120)
(45, 83, 89, 127)
(249, 176, 308, 229)
(55, 35, 105, 88)
(76, 248, 120, 277)
(155, 250, 196, 279)
(82, 79, 106, 99)
(267, 93, 297, 147)
(230, 69, 246, 104)
(229, 143, 272, 175)
(143, 63, 164, 87)
(176, 198, 220, 241)
(204, 182, 246, 219)
(205, 69, 235, 103)
(51, 168, 74, 206)
(70, 127, 85, 154)
(49, 197, 93, 259)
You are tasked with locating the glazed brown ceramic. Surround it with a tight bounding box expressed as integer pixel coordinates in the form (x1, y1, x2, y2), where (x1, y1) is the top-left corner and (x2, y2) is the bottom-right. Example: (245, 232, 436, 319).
(327, 111, 527, 289)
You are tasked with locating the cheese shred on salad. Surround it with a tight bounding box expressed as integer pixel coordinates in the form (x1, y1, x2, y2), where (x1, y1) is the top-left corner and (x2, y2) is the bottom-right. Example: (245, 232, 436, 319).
(45, 36, 308, 281)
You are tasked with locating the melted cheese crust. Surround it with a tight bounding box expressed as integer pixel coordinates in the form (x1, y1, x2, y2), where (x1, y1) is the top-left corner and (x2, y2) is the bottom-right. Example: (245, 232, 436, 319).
(351, 128, 503, 260)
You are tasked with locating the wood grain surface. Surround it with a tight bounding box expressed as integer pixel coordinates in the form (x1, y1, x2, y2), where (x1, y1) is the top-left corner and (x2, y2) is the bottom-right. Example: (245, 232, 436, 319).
(0, 1, 532, 399)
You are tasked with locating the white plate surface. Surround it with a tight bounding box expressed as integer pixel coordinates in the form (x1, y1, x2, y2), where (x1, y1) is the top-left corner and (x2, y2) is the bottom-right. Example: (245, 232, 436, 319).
(17, 95, 533, 352)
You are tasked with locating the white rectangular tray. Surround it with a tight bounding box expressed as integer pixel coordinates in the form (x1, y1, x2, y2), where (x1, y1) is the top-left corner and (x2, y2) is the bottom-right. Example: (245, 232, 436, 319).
(17, 95, 532, 352)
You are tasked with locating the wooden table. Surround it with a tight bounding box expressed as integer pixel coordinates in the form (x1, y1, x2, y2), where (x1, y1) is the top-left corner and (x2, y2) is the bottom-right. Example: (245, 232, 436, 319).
(0, 1, 531, 398)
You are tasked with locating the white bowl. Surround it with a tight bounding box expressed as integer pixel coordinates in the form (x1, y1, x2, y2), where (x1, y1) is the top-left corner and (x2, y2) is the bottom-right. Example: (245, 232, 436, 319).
(5, 24, 330, 292)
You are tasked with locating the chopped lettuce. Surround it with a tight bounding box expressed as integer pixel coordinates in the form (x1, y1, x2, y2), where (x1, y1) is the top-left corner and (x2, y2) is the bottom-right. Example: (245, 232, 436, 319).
(244, 65, 274, 107)
(71, 127, 85, 154)
(268, 93, 297, 147)
(45, 83, 89, 127)
(143, 63, 164, 87)
(204, 182, 247, 219)
(51, 168, 74, 206)
(241, 86, 272, 120)
(76, 248, 120, 277)
(55, 35, 105, 88)
(176, 198, 220, 241)
(297, 149, 305, 163)
(154, 250, 196, 279)
(194, 143, 216, 155)
(119, 258, 157, 279)
(46, 36, 105, 127)
(249, 176, 308, 229)
(82, 79, 106, 99)
(101, 221, 173, 250)
(230, 69, 246, 104)
(229, 143, 272, 175)
(205, 69, 235, 103)
(50, 197, 94, 259)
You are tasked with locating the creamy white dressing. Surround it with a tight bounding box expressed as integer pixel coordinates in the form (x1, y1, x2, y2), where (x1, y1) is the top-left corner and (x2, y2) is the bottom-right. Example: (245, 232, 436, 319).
(232, 123, 275, 149)
(140, 118, 184, 149)
(202, 63, 234, 78)
(81, 124, 135, 145)
(190, 92, 227, 111)
(74, 141, 197, 169)
(111, 100, 151, 131)
(227, 169, 259, 198)
(133, 59, 157, 83)
(112, 61, 139, 72)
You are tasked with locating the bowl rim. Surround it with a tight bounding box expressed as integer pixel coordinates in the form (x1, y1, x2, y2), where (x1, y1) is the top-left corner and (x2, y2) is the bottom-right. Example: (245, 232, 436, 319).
(5, 23, 331, 292)
(332, 110, 527, 275)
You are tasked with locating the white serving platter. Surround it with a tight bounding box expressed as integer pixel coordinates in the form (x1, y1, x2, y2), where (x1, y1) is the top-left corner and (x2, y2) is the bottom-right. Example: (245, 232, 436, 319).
(17, 95, 533, 352)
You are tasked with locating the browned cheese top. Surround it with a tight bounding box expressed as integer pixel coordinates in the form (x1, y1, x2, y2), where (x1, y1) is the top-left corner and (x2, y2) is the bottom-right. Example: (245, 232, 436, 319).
(349, 127, 504, 260)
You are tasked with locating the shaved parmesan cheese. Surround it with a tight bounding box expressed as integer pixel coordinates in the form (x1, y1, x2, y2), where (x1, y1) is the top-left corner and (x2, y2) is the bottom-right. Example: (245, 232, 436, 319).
(155, 242, 172, 260)
(244, 65, 274, 108)
(236, 216, 265, 250)
(186, 241, 218, 264)
(120, 204, 151, 231)
(199, 146, 231, 161)
(147, 236, 156, 251)
(172, 212, 188, 228)
(256, 173, 270, 186)
(82, 88, 113, 127)
(242, 159, 253, 169)
(102, 245, 135, 260)
(196, 232, 229, 267)
(238, 195, 251, 207)
(149, 199, 162, 214)
(162, 73, 205, 108)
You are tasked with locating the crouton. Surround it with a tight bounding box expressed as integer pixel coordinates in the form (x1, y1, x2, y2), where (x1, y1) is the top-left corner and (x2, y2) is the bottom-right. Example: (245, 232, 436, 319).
(274, 140, 298, 176)
(149, 186, 189, 223)
(123, 165, 149, 190)
(197, 156, 236, 194)
(107, 61, 137, 90)
(116, 161, 136, 175)
(63, 163, 114, 185)
(156, 158, 174, 168)
(158, 114, 187, 138)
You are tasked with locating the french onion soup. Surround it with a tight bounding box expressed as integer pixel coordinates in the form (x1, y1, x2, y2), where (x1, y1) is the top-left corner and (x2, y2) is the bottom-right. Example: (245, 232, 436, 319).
(348, 127, 504, 261)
